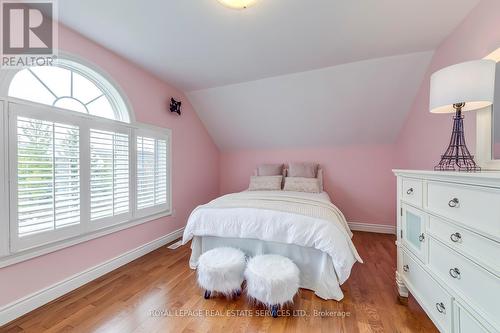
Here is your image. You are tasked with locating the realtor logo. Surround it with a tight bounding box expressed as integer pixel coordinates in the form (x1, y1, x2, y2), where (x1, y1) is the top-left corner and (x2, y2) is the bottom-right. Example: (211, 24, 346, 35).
(1, 0, 57, 68)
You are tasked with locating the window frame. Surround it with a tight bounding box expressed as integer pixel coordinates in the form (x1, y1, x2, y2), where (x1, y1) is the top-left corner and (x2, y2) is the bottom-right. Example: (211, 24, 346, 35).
(0, 98, 171, 266)
(9, 102, 86, 252)
(0, 52, 135, 121)
(0, 100, 9, 257)
(7, 56, 132, 123)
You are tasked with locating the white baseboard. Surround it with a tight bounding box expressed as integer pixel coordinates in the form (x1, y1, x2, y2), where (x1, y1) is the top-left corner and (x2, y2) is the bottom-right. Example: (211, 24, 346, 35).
(0, 227, 184, 327)
(348, 222, 396, 235)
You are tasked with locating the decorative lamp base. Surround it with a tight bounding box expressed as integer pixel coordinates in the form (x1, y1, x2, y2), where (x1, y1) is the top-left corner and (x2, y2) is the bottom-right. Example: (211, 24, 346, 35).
(434, 103, 481, 172)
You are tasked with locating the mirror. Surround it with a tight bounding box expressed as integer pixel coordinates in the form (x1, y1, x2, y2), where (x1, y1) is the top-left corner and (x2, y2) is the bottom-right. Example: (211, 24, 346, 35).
(493, 63, 500, 159)
(476, 49, 500, 170)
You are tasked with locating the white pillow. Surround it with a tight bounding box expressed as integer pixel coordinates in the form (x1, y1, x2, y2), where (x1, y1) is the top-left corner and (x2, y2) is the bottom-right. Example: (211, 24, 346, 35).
(257, 163, 284, 176)
(287, 162, 318, 178)
(283, 177, 321, 193)
(248, 176, 283, 191)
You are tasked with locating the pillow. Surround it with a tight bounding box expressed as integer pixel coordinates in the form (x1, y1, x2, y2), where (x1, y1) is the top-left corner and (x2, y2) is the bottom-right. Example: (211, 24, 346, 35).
(248, 175, 283, 191)
(257, 163, 284, 176)
(283, 177, 321, 193)
(287, 162, 318, 178)
(317, 167, 324, 191)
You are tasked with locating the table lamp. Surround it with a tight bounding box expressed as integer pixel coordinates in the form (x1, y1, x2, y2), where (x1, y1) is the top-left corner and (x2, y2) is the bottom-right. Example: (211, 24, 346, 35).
(430, 59, 496, 171)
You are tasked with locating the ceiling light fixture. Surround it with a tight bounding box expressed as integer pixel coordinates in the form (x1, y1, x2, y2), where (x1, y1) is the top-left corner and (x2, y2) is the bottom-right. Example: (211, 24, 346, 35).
(217, 0, 258, 9)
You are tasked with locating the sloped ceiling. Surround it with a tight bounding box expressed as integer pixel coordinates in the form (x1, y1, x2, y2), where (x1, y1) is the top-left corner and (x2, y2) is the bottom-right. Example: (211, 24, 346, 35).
(58, 0, 478, 91)
(57, 0, 480, 150)
(188, 52, 433, 150)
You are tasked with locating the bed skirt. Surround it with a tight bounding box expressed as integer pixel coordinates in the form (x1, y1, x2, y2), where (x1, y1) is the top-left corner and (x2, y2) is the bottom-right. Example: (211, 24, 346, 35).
(189, 236, 345, 301)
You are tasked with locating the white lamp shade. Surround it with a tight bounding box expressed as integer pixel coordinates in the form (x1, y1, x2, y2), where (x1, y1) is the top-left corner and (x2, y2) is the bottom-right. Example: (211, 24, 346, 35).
(429, 59, 496, 113)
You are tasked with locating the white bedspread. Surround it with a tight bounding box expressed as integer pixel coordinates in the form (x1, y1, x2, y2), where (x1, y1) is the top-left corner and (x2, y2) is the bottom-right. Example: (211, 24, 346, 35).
(182, 191, 362, 285)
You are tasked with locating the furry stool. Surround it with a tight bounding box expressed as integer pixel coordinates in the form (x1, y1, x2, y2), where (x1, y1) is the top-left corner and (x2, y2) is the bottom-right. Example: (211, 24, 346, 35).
(197, 247, 246, 299)
(245, 254, 300, 318)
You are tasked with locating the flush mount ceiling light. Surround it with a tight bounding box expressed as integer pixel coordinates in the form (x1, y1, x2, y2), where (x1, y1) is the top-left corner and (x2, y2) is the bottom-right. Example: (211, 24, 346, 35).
(217, 0, 258, 9)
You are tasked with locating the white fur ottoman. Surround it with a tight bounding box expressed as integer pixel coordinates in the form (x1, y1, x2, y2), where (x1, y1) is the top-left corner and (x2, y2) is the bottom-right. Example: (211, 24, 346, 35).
(245, 254, 300, 318)
(197, 247, 246, 299)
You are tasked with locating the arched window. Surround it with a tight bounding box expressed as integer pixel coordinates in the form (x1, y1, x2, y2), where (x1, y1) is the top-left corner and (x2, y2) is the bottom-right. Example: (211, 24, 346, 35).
(0, 57, 171, 260)
(8, 59, 130, 122)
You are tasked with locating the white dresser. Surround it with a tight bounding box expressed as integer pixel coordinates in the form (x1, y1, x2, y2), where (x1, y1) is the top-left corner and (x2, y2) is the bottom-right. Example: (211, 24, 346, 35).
(394, 170, 500, 333)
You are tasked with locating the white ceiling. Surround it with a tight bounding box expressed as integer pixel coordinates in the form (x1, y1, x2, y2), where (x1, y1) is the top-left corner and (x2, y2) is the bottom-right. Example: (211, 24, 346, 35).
(187, 51, 433, 150)
(58, 0, 479, 150)
(58, 0, 479, 91)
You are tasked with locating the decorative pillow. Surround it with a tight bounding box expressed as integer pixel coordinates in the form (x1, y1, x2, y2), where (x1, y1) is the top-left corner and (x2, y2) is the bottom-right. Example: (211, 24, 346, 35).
(248, 175, 283, 191)
(257, 163, 284, 176)
(287, 162, 318, 178)
(283, 177, 321, 193)
(317, 167, 324, 191)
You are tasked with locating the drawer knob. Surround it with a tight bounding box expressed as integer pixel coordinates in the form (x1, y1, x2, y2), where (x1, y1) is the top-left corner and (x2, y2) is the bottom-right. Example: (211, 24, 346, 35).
(403, 264, 409, 272)
(449, 268, 461, 279)
(406, 188, 414, 195)
(450, 232, 462, 243)
(418, 233, 425, 242)
(435, 302, 446, 314)
(448, 198, 459, 208)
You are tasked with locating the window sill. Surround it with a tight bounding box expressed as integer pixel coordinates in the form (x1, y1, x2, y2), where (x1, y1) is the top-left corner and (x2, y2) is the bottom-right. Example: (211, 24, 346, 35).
(0, 210, 172, 269)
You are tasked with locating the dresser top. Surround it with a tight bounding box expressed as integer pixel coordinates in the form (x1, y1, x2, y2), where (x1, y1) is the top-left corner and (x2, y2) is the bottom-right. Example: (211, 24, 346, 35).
(393, 169, 500, 181)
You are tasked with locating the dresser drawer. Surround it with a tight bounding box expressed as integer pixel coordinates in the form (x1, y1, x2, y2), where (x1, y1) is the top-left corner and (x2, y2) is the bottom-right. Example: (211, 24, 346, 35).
(401, 178, 423, 207)
(427, 181, 500, 237)
(428, 216, 500, 276)
(428, 238, 500, 328)
(454, 303, 491, 333)
(402, 250, 452, 332)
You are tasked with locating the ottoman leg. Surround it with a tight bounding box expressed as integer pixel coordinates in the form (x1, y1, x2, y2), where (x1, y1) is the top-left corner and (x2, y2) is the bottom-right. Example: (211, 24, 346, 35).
(204, 290, 211, 299)
(271, 305, 279, 318)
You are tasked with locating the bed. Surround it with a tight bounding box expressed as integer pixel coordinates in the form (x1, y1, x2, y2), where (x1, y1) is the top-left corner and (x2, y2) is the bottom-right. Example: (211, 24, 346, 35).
(182, 190, 363, 301)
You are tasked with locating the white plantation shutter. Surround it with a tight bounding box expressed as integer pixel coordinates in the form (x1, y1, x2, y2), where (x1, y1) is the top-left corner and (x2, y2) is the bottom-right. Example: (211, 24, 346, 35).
(7, 101, 171, 255)
(155, 139, 167, 204)
(137, 136, 168, 210)
(16, 116, 80, 237)
(90, 129, 129, 221)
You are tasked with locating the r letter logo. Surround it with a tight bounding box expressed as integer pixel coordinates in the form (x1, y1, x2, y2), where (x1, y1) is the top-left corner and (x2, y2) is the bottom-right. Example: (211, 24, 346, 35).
(1, 1, 57, 68)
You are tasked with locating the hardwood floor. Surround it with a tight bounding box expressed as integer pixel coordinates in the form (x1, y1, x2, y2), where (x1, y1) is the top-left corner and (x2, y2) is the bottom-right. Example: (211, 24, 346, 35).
(2, 232, 438, 333)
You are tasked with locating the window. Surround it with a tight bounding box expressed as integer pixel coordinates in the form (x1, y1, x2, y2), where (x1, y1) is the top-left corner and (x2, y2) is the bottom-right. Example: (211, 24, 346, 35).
(8, 59, 130, 122)
(1, 59, 171, 261)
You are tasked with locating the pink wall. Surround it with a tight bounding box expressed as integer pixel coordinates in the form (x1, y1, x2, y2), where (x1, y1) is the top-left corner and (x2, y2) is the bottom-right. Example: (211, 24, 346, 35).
(220, 144, 396, 226)
(0, 25, 220, 307)
(494, 143, 500, 159)
(395, 0, 500, 169)
(218, 0, 500, 229)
